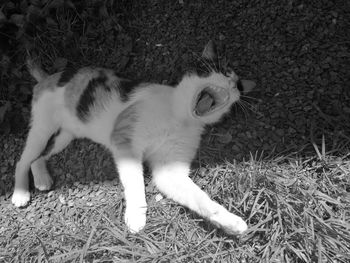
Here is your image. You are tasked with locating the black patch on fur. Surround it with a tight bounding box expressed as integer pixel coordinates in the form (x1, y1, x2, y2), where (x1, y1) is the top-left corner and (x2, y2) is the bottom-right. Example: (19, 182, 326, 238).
(76, 71, 108, 122)
(40, 129, 61, 157)
(237, 80, 243, 92)
(57, 68, 78, 87)
(118, 79, 141, 102)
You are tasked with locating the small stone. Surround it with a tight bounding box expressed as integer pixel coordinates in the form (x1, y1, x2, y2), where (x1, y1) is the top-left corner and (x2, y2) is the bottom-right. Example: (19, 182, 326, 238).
(276, 101, 283, 107)
(103, 180, 112, 187)
(219, 33, 225, 40)
(276, 129, 284, 137)
(59, 194, 66, 205)
(343, 107, 350, 114)
(307, 91, 314, 99)
(245, 131, 252, 138)
(330, 11, 338, 17)
(43, 210, 51, 217)
(300, 66, 308, 73)
(155, 193, 164, 202)
(288, 127, 296, 134)
(68, 200, 74, 207)
(303, 106, 312, 111)
(232, 145, 240, 152)
(198, 167, 208, 176)
(238, 133, 246, 139)
(217, 133, 232, 144)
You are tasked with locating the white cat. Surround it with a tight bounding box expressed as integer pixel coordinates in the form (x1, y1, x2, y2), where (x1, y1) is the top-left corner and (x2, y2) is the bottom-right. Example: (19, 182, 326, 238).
(12, 41, 255, 235)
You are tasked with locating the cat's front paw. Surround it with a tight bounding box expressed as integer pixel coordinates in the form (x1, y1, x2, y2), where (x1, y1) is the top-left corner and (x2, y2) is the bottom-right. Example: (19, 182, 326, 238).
(11, 190, 31, 207)
(210, 208, 248, 235)
(124, 206, 147, 233)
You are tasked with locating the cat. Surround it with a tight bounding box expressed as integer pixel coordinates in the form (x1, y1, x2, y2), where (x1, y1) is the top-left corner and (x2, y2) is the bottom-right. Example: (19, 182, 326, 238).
(11, 41, 255, 235)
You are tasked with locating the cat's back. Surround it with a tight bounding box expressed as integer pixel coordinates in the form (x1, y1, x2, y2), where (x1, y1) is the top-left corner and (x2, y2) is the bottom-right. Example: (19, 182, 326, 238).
(62, 67, 123, 113)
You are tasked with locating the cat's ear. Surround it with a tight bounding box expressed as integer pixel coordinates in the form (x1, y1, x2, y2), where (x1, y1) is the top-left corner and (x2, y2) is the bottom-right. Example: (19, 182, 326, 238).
(239, 79, 256, 93)
(202, 40, 217, 61)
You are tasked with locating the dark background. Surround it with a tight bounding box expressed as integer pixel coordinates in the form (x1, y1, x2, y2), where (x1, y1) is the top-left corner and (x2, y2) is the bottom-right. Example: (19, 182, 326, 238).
(0, 0, 349, 158)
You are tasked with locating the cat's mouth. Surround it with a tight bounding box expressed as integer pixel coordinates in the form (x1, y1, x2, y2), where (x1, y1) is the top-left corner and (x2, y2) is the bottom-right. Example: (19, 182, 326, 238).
(193, 86, 229, 117)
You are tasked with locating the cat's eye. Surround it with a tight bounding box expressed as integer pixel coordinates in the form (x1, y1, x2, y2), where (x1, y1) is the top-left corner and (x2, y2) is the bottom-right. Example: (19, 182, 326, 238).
(237, 80, 243, 92)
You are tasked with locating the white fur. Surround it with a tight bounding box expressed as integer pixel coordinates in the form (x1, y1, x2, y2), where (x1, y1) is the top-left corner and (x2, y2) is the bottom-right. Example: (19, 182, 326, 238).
(12, 65, 248, 235)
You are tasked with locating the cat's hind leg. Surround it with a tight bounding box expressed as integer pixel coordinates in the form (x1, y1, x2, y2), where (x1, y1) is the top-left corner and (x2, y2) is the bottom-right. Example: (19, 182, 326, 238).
(12, 124, 60, 207)
(151, 161, 248, 235)
(31, 129, 73, 191)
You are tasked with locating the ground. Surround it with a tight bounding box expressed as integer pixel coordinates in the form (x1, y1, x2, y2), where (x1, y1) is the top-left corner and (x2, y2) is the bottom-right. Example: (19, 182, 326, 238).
(0, 0, 349, 262)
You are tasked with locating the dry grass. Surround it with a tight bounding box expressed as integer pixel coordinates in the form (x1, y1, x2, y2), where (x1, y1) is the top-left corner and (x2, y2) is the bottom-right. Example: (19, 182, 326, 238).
(1, 137, 349, 262)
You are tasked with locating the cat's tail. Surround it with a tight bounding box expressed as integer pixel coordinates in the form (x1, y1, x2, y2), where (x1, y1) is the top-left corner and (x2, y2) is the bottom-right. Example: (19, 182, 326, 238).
(26, 57, 48, 82)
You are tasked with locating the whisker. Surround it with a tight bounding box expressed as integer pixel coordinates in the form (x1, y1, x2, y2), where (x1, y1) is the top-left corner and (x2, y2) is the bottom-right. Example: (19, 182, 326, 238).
(193, 52, 213, 74)
(240, 99, 253, 110)
(240, 95, 260, 101)
(238, 101, 248, 122)
(242, 102, 253, 120)
(203, 57, 215, 73)
(217, 49, 222, 72)
(240, 100, 257, 114)
(211, 57, 218, 73)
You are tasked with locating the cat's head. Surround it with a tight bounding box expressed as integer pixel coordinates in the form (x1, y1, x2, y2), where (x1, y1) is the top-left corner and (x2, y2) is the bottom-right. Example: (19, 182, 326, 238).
(174, 40, 256, 124)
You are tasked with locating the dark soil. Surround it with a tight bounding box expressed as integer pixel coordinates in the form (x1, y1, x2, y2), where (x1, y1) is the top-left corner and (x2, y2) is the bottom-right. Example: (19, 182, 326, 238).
(1, 0, 349, 153)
